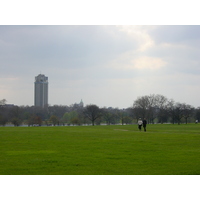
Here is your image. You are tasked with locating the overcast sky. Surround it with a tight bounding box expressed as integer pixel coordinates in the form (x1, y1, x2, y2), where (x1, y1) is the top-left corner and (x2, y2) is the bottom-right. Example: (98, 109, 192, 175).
(1, 25, 200, 108)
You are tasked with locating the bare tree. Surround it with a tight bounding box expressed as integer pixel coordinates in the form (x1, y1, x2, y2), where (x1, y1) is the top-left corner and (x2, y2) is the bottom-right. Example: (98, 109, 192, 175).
(195, 107, 200, 122)
(182, 104, 194, 124)
(83, 104, 101, 126)
(155, 94, 168, 123)
(175, 103, 185, 125)
(133, 95, 149, 119)
(147, 94, 158, 123)
(0, 99, 7, 106)
(133, 94, 160, 123)
(167, 99, 176, 124)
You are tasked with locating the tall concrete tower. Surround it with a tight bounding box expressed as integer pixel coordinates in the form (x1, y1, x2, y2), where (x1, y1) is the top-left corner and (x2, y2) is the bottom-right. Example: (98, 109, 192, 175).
(34, 74, 48, 107)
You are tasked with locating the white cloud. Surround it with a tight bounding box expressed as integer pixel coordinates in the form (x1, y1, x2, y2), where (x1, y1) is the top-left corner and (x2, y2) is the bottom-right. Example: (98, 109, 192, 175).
(133, 56, 166, 70)
(107, 51, 166, 71)
(117, 25, 155, 52)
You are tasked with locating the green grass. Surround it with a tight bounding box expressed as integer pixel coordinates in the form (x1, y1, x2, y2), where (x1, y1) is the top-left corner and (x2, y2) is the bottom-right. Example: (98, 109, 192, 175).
(0, 124, 200, 175)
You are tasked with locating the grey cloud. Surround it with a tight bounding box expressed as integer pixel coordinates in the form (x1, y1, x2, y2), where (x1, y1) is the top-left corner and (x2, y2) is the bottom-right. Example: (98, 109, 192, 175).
(0, 25, 138, 76)
(149, 25, 200, 44)
(143, 27, 200, 76)
(1, 25, 200, 107)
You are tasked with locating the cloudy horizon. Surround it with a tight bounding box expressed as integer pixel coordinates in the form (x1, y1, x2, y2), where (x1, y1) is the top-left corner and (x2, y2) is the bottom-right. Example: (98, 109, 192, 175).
(1, 25, 200, 108)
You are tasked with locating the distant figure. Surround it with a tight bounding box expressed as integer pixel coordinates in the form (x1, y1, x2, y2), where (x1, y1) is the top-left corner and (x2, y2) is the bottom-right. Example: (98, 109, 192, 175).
(143, 118, 147, 132)
(138, 118, 143, 131)
(195, 119, 198, 124)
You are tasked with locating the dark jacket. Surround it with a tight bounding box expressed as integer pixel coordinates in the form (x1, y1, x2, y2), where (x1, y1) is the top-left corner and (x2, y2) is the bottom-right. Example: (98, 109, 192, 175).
(143, 120, 147, 126)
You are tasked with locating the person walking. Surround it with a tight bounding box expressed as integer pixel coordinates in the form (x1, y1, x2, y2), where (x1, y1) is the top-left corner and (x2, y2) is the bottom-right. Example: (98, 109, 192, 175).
(138, 118, 143, 131)
(143, 118, 147, 132)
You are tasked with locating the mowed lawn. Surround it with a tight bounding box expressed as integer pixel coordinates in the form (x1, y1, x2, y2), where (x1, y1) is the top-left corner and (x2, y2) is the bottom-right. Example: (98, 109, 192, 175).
(0, 124, 200, 175)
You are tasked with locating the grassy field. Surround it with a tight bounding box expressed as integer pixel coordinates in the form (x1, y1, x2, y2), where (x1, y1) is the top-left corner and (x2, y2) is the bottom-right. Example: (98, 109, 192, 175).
(0, 124, 200, 175)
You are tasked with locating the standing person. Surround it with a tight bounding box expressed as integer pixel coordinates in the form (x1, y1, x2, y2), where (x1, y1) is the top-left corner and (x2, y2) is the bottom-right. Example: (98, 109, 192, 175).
(143, 118, 147, 132)
(138, 118, 143, 131)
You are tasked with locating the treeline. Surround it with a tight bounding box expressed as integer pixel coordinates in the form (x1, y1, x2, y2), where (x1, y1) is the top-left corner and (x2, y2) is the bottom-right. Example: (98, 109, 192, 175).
(132, 94, 200, 124)
(0, 94, 200, 126)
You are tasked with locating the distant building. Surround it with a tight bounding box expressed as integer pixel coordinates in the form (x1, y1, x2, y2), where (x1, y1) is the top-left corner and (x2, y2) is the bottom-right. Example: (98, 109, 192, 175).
(34, 74, 48, 107)
(72, 100, 84, 110)
(79, 99, 84, 107)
